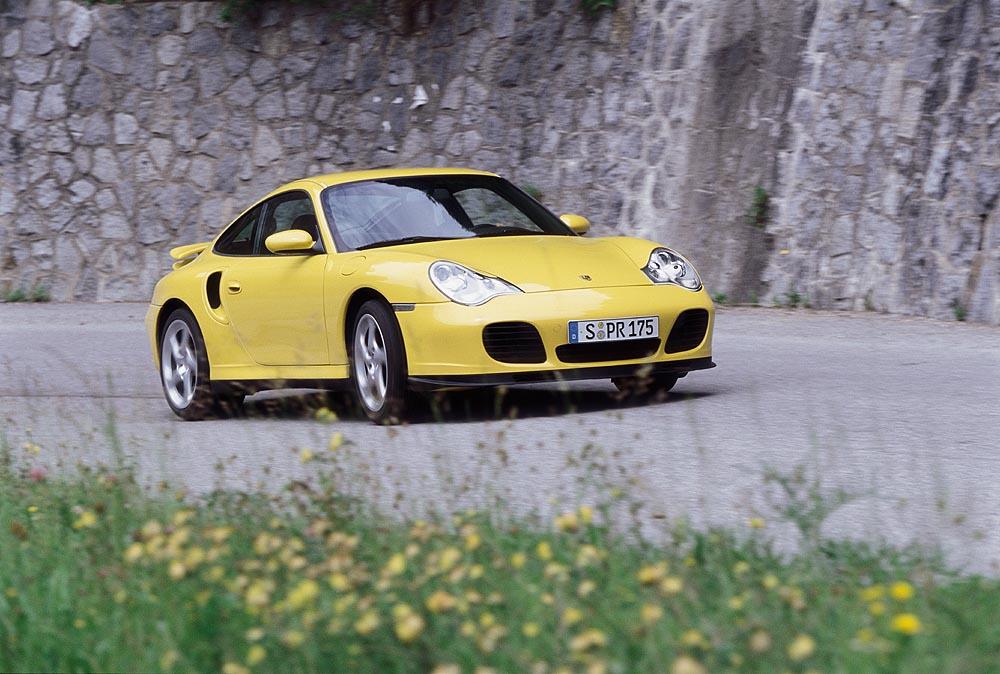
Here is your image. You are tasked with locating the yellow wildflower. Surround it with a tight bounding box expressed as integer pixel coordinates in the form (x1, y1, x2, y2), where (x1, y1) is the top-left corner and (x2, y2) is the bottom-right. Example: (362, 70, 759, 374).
(314, 407, 337, 423)
(637, 561, 668, 585)
(460, 620, 476, 637)
(787, 633, 816, 661)
(732, 560, 750, 575)
(680, 629, 707, 648)
(246, 644, 266, 666)
(426, 590, 458, 613)
(168, 561, 187, 581)
(479, 612, 496, 628)
(355, 610, 380, 635)
(762, 573, 779, 590)
(385, 552, 406, 576)
(660, 576, 684, 595)
(73, 510, 97, 529)
(281, 630, 305, 648)
(465, 531, 481, 551)
(245, 628, 265, 642)
(890, 581, 915, 601)
(430, 666, 461, 674)
(555, 511, 579, 533)
(860, 584, 885, 602)
(470, 564, 484, 579)
(522, 622, 540, 637)
(159, 650, 179, 671)
(569, 628, 608, 652)
(327, 431, 344, 449)
(245, 581, 271, 608)
(749, 629, 772, 653)
(869, 601, 886, 616)
(299, 448, 314, 463)
(640, 603, 663, 625)
(124, 542, 144, 564)
(579, 505, 594, 524)
(27, 505, 38, 513)
(183, 547, 205, 568)
(748, 517, 766, 529)
(286, 579, 320, 609)
(438, 546, 462, 572)
(395, 610, 425, 643)
(890, 613, 922, 635)
(561, 606, 583, 626)
(73, 618, 86, 629)
(510, 552, 526, 569)
(578, 580, 597, 597)
(671, 656, 707, 674)
(536, 541, 553, 560)
(222, 663, 249, 674)
(728, 594, 745, 610)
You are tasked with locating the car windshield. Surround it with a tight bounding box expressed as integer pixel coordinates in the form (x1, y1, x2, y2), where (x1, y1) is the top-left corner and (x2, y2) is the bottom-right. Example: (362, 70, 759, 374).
(320, 175, 573, 251)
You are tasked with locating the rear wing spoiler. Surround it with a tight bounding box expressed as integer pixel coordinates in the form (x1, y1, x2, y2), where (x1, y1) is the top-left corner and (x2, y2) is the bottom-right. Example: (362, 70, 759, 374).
(169, 242, 210, 270)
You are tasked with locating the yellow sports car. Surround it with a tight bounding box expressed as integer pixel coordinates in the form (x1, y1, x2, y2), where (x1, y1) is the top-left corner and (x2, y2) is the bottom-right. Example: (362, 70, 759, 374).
(146, 168, 715, 423)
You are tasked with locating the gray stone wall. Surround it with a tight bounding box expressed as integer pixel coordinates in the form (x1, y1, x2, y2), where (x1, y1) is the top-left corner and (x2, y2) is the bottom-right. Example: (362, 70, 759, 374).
(1, 0, 997, 324)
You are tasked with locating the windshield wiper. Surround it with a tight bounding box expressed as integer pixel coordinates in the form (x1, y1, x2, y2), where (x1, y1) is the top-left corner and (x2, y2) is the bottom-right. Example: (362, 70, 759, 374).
(355, 236, 466, 250)
(474, 228, 540, 238)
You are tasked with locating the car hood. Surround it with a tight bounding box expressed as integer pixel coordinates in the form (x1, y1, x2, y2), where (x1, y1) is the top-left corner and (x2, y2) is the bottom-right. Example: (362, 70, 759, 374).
(386, 235, 654, 293)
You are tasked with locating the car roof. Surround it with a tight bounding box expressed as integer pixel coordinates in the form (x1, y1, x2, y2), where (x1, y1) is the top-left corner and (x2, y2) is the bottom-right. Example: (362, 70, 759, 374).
(270, 167, 499, 195)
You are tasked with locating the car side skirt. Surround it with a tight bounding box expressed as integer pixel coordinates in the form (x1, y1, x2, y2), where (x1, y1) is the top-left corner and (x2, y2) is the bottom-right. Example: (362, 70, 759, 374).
(407, 357, 715, 390)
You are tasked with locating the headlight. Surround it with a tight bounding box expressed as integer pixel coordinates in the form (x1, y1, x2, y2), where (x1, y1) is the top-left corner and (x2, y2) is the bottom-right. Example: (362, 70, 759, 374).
(643, 248, 702, 290)
(429, 261, 522, 305)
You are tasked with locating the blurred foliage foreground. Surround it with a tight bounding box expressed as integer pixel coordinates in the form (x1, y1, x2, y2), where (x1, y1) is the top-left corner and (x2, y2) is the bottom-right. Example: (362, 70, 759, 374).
(0, 431, 998, 674)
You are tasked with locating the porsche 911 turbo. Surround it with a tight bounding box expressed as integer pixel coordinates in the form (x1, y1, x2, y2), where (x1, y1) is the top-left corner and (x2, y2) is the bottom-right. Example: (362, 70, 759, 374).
(145, 168, 715, 423)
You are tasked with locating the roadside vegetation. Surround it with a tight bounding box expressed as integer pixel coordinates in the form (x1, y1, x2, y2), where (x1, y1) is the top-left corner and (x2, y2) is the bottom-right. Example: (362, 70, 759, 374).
(1, 428, 997, 673)
(1, 283, 50, 303)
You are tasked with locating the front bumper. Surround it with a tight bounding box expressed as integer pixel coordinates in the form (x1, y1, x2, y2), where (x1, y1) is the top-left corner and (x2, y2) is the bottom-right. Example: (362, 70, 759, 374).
(409, 357, 715, 389)
(396, 284, 714, 384)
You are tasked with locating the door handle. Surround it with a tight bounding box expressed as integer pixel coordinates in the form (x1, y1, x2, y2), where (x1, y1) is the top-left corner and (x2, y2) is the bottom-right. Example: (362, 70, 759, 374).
(226, 280, 242, 294)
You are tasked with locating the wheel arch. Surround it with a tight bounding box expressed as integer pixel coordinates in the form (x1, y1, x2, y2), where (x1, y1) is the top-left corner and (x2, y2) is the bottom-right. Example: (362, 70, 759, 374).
(156, 298, 195, 350)
(343, 288, 393, 356)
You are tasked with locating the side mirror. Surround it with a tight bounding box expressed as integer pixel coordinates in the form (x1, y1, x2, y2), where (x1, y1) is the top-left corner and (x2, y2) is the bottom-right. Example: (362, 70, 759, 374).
(560, 214, 590, 236)
(265, 229, 315, 254)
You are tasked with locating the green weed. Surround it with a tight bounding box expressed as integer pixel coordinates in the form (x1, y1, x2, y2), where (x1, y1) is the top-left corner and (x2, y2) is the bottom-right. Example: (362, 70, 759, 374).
(0, 437, 997, 673)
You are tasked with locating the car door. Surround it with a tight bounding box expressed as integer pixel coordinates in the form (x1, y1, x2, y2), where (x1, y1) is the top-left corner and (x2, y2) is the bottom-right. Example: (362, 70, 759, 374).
(220, 190, 329, 366)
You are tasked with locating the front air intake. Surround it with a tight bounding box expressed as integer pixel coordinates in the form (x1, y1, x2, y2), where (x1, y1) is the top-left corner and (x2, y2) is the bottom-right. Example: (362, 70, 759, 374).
(482, 322, 546, 364)
(664, 309, 709, 353)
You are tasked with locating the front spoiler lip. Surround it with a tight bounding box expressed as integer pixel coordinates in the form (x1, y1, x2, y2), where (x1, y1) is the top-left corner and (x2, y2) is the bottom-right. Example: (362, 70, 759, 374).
(408, 357, 716, 390)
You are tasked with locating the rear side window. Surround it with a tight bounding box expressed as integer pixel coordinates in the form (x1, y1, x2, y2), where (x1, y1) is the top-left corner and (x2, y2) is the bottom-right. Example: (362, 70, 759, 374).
(214, 206, 261, 256)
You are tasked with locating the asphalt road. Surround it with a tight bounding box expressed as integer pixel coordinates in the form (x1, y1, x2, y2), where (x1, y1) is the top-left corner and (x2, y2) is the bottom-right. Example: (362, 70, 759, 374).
(1, 303, 998, 573)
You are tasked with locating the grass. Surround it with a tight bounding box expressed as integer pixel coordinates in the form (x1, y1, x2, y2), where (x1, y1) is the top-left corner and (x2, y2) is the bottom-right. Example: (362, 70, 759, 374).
(1, 432, 998, 674)
(746, 187, 769, 230)
(2, 283, 50, 303)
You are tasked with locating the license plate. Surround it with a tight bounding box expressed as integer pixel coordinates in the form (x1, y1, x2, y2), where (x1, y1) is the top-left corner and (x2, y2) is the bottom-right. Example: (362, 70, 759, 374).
(567, 316, 659, 343)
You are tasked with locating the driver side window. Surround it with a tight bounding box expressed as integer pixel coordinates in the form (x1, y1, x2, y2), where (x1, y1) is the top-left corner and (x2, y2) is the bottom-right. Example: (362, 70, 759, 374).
(257, 191, 321, 255)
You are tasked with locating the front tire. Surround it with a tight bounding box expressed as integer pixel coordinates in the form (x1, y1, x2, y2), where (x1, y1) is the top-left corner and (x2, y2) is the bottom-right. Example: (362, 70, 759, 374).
(349, 300, 409, 424)
(611, 373, 679, 399)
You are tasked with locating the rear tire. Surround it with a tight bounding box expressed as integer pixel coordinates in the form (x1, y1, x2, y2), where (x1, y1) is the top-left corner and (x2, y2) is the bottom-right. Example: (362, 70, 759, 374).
(349, 300, 409, 424)
(159, 308, 230, 420)
(611, 373, 679, 399)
